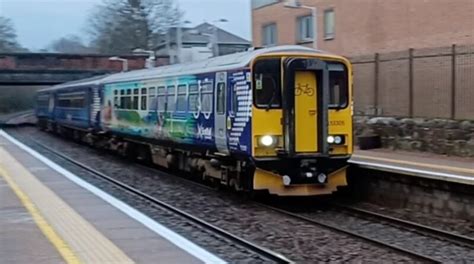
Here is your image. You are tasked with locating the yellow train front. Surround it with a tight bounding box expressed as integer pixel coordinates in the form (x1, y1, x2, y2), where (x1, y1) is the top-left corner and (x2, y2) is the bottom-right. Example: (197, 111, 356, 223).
(249, 48, 353, 196)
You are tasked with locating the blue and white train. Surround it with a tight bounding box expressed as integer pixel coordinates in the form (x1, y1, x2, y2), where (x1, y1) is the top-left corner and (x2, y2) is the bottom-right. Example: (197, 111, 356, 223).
(36, 45, 353, 196)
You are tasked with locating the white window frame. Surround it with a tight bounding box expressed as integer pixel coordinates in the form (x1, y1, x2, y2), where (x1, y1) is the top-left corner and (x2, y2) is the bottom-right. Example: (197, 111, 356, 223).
(297, 15, 314, 42)
(324, 8, 335, 40)
(262, 23, 277, 46)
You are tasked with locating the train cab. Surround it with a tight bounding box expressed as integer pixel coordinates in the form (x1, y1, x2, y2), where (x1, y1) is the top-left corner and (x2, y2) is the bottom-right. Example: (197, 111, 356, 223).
(249, 50, 353, 196)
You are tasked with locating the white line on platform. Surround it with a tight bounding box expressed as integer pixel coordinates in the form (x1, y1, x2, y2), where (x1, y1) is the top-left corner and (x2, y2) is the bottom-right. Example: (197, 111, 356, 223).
(0, 130, 226, 264)
(350, 159, 474, 185)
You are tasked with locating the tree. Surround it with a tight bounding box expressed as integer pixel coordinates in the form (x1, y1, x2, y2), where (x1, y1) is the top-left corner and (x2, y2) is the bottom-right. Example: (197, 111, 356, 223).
(48, 35, 95, 53)
(0, 16, 24, 52)
(87, 0, 182, 54)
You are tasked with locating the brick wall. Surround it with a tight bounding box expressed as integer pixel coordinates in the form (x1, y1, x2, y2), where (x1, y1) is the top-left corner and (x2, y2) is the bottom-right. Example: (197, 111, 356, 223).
(252, 0, 474, 57)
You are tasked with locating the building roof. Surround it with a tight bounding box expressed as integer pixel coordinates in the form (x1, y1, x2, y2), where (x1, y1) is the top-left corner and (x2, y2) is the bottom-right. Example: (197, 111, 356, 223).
(156, 22, 251, 49)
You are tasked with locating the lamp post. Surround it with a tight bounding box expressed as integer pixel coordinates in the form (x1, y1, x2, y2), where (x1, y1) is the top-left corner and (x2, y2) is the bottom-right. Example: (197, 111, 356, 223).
(108, 56, 128, 72)
(132, 48, 155, 68)
(284, 0, 318, 50)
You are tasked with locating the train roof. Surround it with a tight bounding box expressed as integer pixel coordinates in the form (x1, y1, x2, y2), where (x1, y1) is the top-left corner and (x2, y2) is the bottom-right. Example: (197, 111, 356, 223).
(38, 74, 109, 92)
(102, 45, 320, 84)
(39, 45, 324, 92)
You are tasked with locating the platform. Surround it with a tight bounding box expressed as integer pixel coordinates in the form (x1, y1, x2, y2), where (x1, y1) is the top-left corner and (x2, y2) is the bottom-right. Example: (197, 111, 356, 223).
(351, 148, 474, 185)
(0, 130, 224, 264)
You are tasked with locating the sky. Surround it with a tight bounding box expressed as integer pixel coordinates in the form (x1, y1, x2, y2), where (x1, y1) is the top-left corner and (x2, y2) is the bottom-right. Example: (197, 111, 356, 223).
(0, 0, 252, 51)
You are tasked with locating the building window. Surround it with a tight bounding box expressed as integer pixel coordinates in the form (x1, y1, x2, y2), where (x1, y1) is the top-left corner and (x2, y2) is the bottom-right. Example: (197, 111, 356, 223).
(324, 9, 335, 40)
(297, 15, 314, 42)
(262, 23, 277, 46)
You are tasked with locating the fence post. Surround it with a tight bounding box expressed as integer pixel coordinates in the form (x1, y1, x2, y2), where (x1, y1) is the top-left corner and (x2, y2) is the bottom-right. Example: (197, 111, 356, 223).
(374, 53, 379, 115)
(451, 44, 457, 119)
(408, 48, 414, 118)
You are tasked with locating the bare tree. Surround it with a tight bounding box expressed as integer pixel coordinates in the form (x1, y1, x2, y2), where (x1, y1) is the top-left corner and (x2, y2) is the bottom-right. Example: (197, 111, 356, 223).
(48, 35, 95, 53)
(0, 16, 25, 52)
(88, 0, 182, 54)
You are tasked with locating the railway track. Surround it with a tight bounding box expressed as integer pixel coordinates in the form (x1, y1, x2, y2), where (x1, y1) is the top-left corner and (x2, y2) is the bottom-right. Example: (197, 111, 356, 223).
(256, 203, 442, 263)
(32, 139, 293, 264)
(331, 202, 474, 249)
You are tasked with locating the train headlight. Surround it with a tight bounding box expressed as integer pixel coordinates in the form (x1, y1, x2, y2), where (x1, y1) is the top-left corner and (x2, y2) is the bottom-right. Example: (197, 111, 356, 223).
(327, 136, 335, 144)
(259, 135, 275, 147)
(327, 135, 345, 145)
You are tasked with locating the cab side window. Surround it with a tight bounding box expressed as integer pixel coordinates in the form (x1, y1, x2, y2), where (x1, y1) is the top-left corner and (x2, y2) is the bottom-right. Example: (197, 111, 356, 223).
(253, 59, 282, 109)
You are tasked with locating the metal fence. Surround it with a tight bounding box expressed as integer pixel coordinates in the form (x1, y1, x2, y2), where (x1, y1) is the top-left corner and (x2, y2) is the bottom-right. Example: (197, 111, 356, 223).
(351, 44, 474, 120)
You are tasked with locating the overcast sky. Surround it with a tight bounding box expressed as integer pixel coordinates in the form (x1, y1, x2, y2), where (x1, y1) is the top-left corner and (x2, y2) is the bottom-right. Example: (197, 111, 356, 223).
(0, 0, 252, 51)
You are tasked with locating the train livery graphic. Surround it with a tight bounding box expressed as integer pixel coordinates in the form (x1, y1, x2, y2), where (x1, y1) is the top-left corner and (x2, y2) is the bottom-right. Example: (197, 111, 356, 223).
(36, 45, 353, 196)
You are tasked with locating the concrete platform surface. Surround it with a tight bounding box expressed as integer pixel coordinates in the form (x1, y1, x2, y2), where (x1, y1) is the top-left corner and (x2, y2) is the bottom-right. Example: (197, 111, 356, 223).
(0, 130, 224, 264)
(352, 148, 474, 185)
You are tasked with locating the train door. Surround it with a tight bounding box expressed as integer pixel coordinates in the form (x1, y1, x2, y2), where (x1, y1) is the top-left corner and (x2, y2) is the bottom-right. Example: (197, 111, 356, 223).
(294, 71, 318, 152)
(283, 58, 329, 156)
(214, 72, 229, 154)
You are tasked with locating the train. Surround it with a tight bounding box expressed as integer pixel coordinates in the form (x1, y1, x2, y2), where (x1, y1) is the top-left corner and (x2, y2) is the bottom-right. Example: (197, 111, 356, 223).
(35, 45, 353, 196)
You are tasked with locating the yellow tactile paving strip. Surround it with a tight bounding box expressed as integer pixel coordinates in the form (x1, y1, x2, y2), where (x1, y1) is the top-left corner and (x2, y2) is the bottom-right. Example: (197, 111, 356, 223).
(0, 147, 135, 264)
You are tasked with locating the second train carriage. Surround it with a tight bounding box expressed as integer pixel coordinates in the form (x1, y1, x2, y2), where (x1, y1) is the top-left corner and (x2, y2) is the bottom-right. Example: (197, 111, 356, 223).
(36, 45, 353, 196)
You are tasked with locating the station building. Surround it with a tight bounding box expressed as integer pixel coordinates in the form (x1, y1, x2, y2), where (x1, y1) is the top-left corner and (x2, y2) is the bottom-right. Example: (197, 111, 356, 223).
(251, 0, 474, 56)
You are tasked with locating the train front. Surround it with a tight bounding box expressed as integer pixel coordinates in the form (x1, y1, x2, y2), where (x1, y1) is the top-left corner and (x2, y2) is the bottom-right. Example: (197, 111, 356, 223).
(250, 52, 353, 196)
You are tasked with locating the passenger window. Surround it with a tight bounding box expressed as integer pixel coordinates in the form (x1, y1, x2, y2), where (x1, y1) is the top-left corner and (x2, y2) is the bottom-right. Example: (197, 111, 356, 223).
(167, 86, 176, 112)
(148, 87, 157, 111)
(132, 88, 139, 110)
(141, 88, 147, 110)
(216, 82, 226, 114)
(188, 83, 199, 112)
(157, 86, 166, 112)
(328, 63, 348, 108)
(201, 82, 213, 113)
(253, 59, 282, 109)
(124, 89, 132, 109)
(114, 89, 119, 108)
(176, 85, 187, 112)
